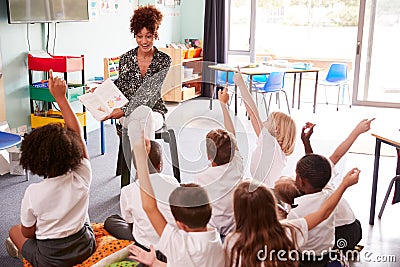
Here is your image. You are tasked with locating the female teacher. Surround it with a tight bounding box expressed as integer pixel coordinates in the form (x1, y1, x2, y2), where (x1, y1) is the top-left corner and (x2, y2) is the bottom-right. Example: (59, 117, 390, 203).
(105, 5, 171, 141)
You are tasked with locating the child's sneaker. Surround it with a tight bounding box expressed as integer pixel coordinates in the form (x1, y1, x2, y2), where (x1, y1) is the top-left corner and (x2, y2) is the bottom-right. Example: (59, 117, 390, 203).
(5, 237, 23, 260)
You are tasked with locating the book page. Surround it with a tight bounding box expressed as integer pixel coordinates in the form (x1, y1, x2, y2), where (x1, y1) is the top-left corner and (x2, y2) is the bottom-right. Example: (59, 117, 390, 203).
(94, 78, 128, 110)
(78, 93, 109, 121)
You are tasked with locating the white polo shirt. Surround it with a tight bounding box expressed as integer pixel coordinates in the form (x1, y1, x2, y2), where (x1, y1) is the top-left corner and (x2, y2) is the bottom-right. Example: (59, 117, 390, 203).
(324, 183, 356, 227)
(158, 224, 225, 267)
(120, 173, 179, 248)
(194, 150, 244, 236)
(287, 188, 335, 255)
(250, 127, 287, 188)
(20, 158, 92, 239)
(326, 160, 356, 227)
(224, 218, 308, 266)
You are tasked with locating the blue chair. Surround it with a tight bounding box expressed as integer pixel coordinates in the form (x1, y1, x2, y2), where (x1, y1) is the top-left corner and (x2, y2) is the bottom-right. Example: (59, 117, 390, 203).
(248, 74, 268, 105)
(255, 72, 290, 115)
(217, 70, 235, 86)
(250, 74, 268, 88)
(0, 131, 22, 150)
(0, 131, 28, 179)
(318, 63, 351, 111)
(217, 71, 236, 106)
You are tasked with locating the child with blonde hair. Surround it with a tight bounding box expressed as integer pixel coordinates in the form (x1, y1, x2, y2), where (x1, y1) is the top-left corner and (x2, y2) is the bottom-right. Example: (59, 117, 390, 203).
(224, 167, 360, 267)
(233, 71, 296, 188)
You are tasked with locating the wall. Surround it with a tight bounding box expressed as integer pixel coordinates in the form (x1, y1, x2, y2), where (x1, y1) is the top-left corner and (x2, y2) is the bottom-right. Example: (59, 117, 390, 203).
(180, 0, 205, 44)
(0, 44, 5, 121)
(0, 0, 203, 131)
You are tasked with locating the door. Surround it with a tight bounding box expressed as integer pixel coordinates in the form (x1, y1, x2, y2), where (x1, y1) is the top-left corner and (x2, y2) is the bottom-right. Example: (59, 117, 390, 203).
(353, 0, 400, 107)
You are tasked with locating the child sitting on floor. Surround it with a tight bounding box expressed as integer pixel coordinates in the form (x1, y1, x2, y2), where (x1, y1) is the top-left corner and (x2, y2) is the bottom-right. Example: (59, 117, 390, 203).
(298, 118, 374, 252)
(127, 130, 224, 266)
(6, 70, 96, 267)
(224, 167, 360, 267)
(194, 87, 244, 238)
(233, 70, 297, 188)
(287, 154, 335, 267)
(274, 176, 302, 219)
(104, 140, 178, 257)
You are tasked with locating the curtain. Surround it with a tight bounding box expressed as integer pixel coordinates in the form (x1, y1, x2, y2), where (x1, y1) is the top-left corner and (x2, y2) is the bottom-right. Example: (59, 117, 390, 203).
(201, 0, 226, 97)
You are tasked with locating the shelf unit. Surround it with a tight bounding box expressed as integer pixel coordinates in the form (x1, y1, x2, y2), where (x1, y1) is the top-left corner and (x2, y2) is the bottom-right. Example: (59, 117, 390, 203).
(27, 53, 87, 139)
(159, 47, 203, 102)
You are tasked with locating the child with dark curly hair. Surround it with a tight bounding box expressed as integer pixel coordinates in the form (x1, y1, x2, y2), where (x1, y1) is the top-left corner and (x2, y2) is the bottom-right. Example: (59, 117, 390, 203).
(6, 70, 96, 267)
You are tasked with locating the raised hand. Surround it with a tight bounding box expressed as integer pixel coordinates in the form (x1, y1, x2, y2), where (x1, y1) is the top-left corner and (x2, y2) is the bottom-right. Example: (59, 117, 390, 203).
(353, 118, 375, 135)
(48, 69, 67, 100)
(218, 85, 230, 105)
(301, 122, 316, 142)
(342, 168, 361, 188)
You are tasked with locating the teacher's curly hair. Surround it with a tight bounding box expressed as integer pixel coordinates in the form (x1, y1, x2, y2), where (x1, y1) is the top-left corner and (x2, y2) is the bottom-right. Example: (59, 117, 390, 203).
(130, 5, 163, 40)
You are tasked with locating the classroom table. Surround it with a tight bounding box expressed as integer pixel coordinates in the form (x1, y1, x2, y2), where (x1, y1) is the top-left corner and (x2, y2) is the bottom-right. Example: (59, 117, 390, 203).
(369, 133, 400, 225)
(208, 64, 322, 114)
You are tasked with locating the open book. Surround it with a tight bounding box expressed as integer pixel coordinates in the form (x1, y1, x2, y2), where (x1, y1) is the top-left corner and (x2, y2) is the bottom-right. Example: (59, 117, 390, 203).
(78, 78, 128, 121)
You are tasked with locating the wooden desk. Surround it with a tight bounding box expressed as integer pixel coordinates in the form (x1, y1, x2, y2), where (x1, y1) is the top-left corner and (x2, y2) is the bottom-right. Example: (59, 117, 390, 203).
(208, 64, 322, 114)
(369, 133, 400, 225)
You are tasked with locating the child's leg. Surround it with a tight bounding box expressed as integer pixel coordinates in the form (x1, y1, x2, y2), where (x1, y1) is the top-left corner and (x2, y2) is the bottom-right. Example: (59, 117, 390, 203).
(104, 214, 134, 240)
(9, 225, 28, 252)
(120, 105, 156, 175)
(334, 219, 362, 251)
(123, 105, 156, 143)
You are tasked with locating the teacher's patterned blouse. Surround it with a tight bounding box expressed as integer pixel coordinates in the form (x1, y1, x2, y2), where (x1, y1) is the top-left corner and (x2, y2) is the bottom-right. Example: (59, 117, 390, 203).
(114, 47, 171, 117)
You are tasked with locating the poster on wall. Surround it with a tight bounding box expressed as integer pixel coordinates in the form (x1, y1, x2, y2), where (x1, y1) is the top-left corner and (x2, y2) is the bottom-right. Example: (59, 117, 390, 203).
(89, 0, 99, 19)
(164, 0, 174, 7)
(100, 0, 120, 14)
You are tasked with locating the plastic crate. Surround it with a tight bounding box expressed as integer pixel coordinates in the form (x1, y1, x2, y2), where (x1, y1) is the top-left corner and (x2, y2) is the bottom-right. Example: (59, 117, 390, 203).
(30, 85, 85, 102)
(32, 81, 49, 88)
(193, 48, 202, 58)
(186, 48, 195, 59)
(31, 110, 86, 129)
(28, 53, 84, 72)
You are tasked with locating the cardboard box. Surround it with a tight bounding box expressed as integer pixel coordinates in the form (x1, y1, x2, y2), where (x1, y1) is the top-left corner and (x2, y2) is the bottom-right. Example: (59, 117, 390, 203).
(181, 87, 196, 100)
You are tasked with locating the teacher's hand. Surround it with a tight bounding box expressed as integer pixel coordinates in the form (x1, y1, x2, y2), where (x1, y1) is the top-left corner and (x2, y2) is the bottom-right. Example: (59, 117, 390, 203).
(103, 108, 124, 121)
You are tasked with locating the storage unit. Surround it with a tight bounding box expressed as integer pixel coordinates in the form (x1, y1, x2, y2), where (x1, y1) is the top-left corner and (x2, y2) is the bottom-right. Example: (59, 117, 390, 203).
(27, 53, 87, 139)
(159, 47, 203, 102)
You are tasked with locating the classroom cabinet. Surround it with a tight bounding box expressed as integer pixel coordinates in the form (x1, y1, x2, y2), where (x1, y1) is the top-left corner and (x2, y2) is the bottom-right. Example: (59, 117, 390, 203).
(27, 53, 87, 139)
(159, 47, 203, 102)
